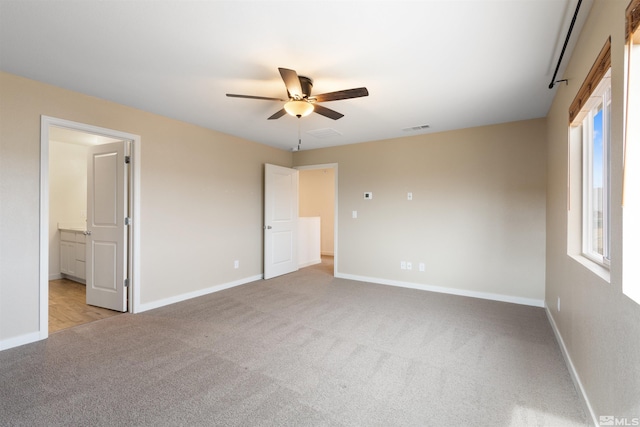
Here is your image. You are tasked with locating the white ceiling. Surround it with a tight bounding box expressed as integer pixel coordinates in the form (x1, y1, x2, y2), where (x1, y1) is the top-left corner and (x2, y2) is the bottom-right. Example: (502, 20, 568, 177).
(0, 0, 590, 152)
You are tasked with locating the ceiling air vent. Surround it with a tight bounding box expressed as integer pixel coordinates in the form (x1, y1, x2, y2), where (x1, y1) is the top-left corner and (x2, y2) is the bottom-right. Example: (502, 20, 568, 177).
(402, 124, 430, 132)
(307, 128, 343, 139)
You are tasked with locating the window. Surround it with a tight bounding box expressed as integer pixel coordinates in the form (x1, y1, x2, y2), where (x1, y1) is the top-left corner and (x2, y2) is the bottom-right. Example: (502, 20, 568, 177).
(569, 38, 612, 270)
(623, 0, 640, 303)
(582, 72, 611, 266)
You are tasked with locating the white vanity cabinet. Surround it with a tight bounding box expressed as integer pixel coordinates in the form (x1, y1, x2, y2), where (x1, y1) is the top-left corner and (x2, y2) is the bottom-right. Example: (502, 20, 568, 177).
(59, 229, 86, 283)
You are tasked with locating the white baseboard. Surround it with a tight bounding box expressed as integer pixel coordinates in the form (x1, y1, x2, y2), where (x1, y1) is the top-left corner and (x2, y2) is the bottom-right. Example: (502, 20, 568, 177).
(545, 306, 598, 427)
(1, 272, 542, 353)
(299, 259, 321, 269)
(321, 251, 334, 256)
(50, 273, 86, 284)
(0, 331, 46, 351)
(2, 275, 263, 351)
(334, 272, 545, 307)
(135, 274, 263, 313)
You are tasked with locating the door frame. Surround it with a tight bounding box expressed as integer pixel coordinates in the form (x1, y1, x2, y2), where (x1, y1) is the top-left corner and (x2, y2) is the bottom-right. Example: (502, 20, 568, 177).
(295, 163, 338, 276)
(39, 116, 141, 339)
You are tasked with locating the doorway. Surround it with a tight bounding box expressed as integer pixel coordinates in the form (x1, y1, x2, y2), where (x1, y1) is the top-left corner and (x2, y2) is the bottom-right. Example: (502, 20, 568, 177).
(39, 116, 141, 338)
(297, 163, 337, 276)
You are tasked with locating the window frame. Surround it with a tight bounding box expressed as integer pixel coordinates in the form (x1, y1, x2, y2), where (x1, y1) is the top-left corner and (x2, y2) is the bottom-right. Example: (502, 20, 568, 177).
(581, 75, 612, 267)
(568, 37, 612, 273)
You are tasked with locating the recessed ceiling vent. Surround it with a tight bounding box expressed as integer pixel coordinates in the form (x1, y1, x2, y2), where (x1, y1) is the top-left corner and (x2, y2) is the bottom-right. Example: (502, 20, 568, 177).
(402, 124, 430, 132)
(307, 128, 343, 139)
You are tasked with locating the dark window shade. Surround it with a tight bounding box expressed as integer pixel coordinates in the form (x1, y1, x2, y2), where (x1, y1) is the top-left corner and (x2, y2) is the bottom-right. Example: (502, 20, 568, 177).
(628, 0, 640, 43)
(569, 37, 612, 124)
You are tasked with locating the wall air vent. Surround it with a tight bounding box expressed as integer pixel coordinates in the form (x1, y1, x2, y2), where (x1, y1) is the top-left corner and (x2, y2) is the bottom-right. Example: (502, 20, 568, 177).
(402, 124, 430, 132)
(306, 128, 343, 139)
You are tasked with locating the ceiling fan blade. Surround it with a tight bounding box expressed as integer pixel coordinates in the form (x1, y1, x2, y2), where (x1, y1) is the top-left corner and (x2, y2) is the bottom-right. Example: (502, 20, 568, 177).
(267, 108, 287, 120)
(313, 104, 344, 120)
(278, 67, 303, 99)
(313, 87, 369, 103)
(226, 93, 284, 101)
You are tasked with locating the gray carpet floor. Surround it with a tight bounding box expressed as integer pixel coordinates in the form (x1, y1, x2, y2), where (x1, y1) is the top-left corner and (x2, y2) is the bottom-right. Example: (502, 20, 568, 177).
(0, 258, 588, 426)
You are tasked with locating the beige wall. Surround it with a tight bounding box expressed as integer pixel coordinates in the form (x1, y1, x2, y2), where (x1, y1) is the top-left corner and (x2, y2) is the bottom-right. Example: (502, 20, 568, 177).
(3, 3, 638, 414)
(299, 168, 335, 255)
(545, 0, 640, 422)
(49, 140, 88, 278)
(0, 72, 292, 346)
(294, 119, 547, 305)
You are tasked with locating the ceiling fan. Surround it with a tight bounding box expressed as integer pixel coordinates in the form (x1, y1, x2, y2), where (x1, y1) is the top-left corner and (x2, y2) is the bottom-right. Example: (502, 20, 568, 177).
(226, 67, 369, 120)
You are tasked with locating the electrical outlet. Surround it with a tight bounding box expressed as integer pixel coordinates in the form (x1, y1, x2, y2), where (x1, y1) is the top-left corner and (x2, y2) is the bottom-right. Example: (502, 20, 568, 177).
(406, 262, 412, 270)
(407, 192, 413, 201)
(419, 262, 425, 272)
(400, 261, 406, 270)
(234, 260, 239, 269)
(352, 210, 358, 219)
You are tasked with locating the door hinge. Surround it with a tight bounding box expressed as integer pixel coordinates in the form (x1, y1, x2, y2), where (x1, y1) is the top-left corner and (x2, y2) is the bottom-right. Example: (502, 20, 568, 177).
(125, 156, 131, 164)
(125, 217, 132, 226)
(124, 278, 129, 288)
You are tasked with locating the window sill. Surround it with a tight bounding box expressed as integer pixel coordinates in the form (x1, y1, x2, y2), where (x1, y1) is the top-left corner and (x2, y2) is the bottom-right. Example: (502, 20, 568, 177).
(569, 254, 611, 283)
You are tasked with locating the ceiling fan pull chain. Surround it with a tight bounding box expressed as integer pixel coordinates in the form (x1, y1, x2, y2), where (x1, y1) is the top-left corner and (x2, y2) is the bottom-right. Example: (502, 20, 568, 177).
(297, 119, 302, 151)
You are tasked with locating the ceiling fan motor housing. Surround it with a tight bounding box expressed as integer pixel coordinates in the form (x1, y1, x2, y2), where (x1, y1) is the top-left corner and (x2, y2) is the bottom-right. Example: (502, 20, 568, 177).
(226, 67, 368, 121)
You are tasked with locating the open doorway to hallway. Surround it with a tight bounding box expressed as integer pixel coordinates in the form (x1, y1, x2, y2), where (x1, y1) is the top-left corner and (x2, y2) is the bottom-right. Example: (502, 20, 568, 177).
(298, 165, 336, 275)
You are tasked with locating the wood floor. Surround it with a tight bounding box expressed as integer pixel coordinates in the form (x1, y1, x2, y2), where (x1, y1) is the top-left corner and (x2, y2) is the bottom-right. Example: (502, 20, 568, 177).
(49, 279, 121, 333)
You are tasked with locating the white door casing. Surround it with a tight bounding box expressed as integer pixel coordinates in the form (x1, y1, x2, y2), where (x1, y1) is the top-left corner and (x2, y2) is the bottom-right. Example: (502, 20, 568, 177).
(35, 116, 140, 347)
(264, 164, 299, 279)
(86, 141, 128, 311)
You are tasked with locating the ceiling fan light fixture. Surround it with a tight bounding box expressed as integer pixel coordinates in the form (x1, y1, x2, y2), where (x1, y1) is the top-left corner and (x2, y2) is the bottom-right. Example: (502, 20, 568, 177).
(284, 100, 314, 118)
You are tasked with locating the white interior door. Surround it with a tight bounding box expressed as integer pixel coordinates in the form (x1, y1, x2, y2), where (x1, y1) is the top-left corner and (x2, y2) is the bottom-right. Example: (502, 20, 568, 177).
(264, 164, 299, 279)
(86, 141, 128, 311)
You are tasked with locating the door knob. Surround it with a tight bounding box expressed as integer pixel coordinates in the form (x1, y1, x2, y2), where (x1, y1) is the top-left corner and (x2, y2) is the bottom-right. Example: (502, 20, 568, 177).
(85, 230, 92, 236)
(267, 226, 272, 229)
